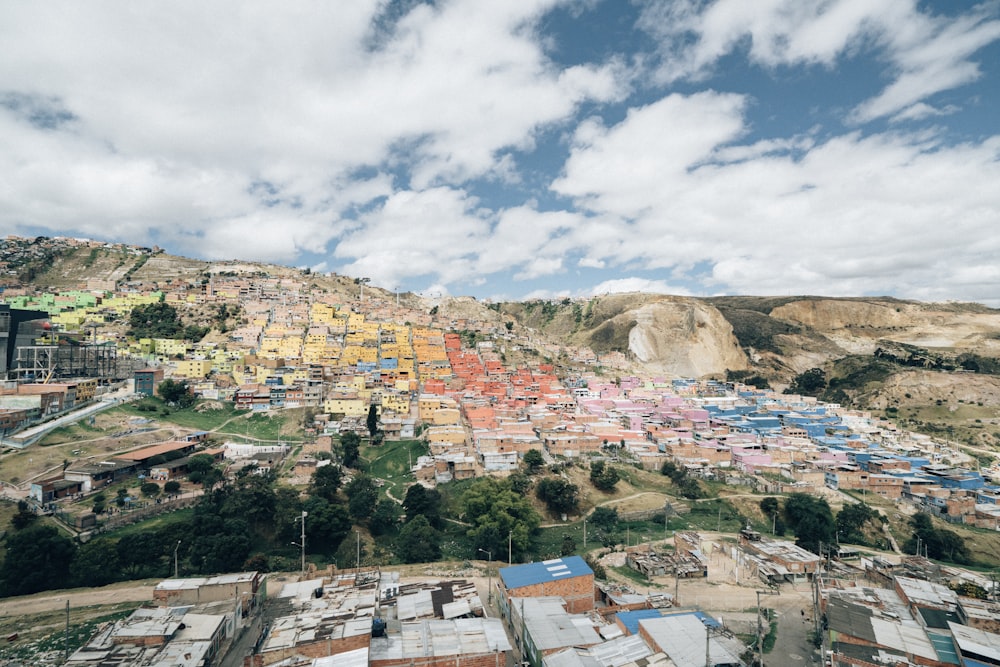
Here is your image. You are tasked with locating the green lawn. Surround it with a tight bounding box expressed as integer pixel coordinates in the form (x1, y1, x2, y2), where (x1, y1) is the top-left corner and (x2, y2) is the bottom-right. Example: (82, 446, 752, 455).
(363, 439, 428, 498)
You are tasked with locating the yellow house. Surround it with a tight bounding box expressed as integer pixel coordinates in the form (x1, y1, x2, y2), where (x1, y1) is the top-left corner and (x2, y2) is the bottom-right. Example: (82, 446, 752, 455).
(381, 393, 410, 415)
(154, 338, 190, 357)
(324, 396, 365, 416)
(175, 359, 213, 379)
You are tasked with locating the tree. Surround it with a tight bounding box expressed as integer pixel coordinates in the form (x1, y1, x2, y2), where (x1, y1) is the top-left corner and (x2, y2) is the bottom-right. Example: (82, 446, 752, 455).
(345, 475, 379, 522)
(402, 484, 443, 528)
(561, 534, 577, 556)
(128, 301, 183, 339)
(590, 460, 620, 492)
(370, 499, 402, 535)
(589, 506, 619, 532)
(397, 515, 442, 563)
(523, 449, 545, 473)
(158, 379, 196, 408)
(787, 368, 827, 396)
(141, 481, 161, 497)
(0, 524, 76, 596)
(536, 477, 579, 515)
(783, 493, 836, 555)
(10, 500, 37, 530)
(367, 404, 379, 439)
(302, 497, 352, 555)
(187, 453, 218, 486)
(507, 471, 532, 495)
(340, 432, 361, 468)
(310, 463, 344, 502)
(72, 537, 121, 587)
(836, 502, 880, 546)
(463, 477, 540, 563)
(164, 480, 181, 494)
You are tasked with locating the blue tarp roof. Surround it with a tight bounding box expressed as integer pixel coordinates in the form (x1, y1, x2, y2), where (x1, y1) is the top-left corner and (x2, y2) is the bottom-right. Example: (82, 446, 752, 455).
(499, 555, 592, 590)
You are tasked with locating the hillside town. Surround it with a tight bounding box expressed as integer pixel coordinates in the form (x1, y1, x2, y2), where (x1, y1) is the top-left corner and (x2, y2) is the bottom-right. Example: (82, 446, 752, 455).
(3, 236, 1000, 666)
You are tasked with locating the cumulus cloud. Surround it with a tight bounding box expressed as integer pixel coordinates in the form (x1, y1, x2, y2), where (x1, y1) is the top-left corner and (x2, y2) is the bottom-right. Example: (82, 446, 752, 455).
(639, 0, 1000, 123)
(549, 90, 1000, 304)
(0, 0, 625, 260)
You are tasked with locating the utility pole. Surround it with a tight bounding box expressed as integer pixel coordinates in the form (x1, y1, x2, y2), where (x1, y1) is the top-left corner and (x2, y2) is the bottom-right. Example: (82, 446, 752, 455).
(300, 511, 308, 576)
(756, 588, 779, 666)
(174, 540, 181, 578)
(64, 600, 70, 663)
(479, 548, 493, 604)
(508, 531, 513, 564)
(356, 530, 361, 569)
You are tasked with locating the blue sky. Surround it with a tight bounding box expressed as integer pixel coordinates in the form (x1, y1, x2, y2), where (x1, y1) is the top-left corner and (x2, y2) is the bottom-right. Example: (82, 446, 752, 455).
(2, 1, 1000, 304)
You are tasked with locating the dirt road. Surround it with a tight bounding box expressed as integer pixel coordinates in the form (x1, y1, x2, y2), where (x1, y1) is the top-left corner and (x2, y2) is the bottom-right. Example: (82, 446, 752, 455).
(0, 580, 159, 620)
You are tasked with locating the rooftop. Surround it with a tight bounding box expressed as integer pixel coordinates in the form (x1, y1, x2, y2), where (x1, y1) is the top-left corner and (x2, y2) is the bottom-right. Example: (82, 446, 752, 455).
(500, 555, 592, 590)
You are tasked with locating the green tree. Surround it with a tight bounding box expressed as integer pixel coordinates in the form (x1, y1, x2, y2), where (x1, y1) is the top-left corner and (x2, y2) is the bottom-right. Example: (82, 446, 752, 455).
(523, 449, 545, 473)
(141, 481, 161, 497)
(535, 476, 579, 515)
(402, 484, 443, 528)
(310, 463, 344, 502)
(0, 524, 77, 596)
(158, 379, 196, 407)
(128, 301, 183, 338)
(589, 460, 620, 492)
(561, 534, 577, 556)
(164, 480, 181, 494)
(507, 471, 532, 495)
(302, 497, 352, 555)
(345, 475, 379, 522)
(836, 502, 879, 546)
(463, 477, 540, 563)
(117, 531, 165, 578)
(370, 499, 402, 535)
(340, 432, 361, 468)
(787, 368, 827, 396)
(10, 500, 37, 530)
(589, 506, 619, 532)
(367, 404, 379, 439)
(72, 537, 121, 587)
(784, 493, 836, 555)
(396, 515, 442, 563)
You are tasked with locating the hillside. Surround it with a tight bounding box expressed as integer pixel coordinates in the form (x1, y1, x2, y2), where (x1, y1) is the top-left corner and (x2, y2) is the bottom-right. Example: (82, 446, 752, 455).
(7, 236, 1000, 453)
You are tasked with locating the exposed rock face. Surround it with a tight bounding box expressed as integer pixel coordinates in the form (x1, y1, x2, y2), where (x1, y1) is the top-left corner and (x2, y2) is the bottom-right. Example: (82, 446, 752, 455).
(627, 298, 749, 377)
(867, 369, 1000, 409)
(771, 299, 1000, 354)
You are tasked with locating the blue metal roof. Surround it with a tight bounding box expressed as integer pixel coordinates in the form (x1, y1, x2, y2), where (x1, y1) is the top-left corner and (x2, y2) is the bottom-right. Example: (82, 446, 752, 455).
(615, 610, 720, 636)
(499, 555, 592, 590)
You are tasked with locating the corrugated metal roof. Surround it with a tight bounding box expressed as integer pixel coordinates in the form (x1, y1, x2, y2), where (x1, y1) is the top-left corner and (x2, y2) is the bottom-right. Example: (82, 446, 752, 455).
(638, 615, 742, 667)
(949, 621, 1000, 663)
(312, 647, 369, 667)
(500, 556, 592, 590)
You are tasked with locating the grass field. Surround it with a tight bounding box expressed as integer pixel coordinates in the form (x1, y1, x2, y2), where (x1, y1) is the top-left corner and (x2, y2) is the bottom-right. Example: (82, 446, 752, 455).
(363, 439, 428, 498)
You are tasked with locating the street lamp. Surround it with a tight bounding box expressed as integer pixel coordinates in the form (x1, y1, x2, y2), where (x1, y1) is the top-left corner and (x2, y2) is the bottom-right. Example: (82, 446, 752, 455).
(478, 548, 493, 604)
(173, 540, 181, 578)
(294, 511, 308, 577)
(358, 277, 371, 300)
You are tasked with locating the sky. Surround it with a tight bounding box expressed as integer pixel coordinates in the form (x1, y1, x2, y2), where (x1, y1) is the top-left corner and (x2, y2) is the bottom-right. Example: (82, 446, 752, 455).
(2, 1, 1000, 305)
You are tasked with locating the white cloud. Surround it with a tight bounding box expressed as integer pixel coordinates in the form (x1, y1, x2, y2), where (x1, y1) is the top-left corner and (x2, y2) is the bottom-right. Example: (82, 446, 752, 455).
(587, 277, 689, 296)
(0, 0, 625, 257)
(889, 102, 961, 123)
(639, 0, 1000, 123)
(549, 89, 1000, 304)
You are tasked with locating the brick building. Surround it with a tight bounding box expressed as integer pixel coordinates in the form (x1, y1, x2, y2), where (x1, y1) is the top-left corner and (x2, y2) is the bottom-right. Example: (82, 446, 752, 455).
(497, 556, 594, 614)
